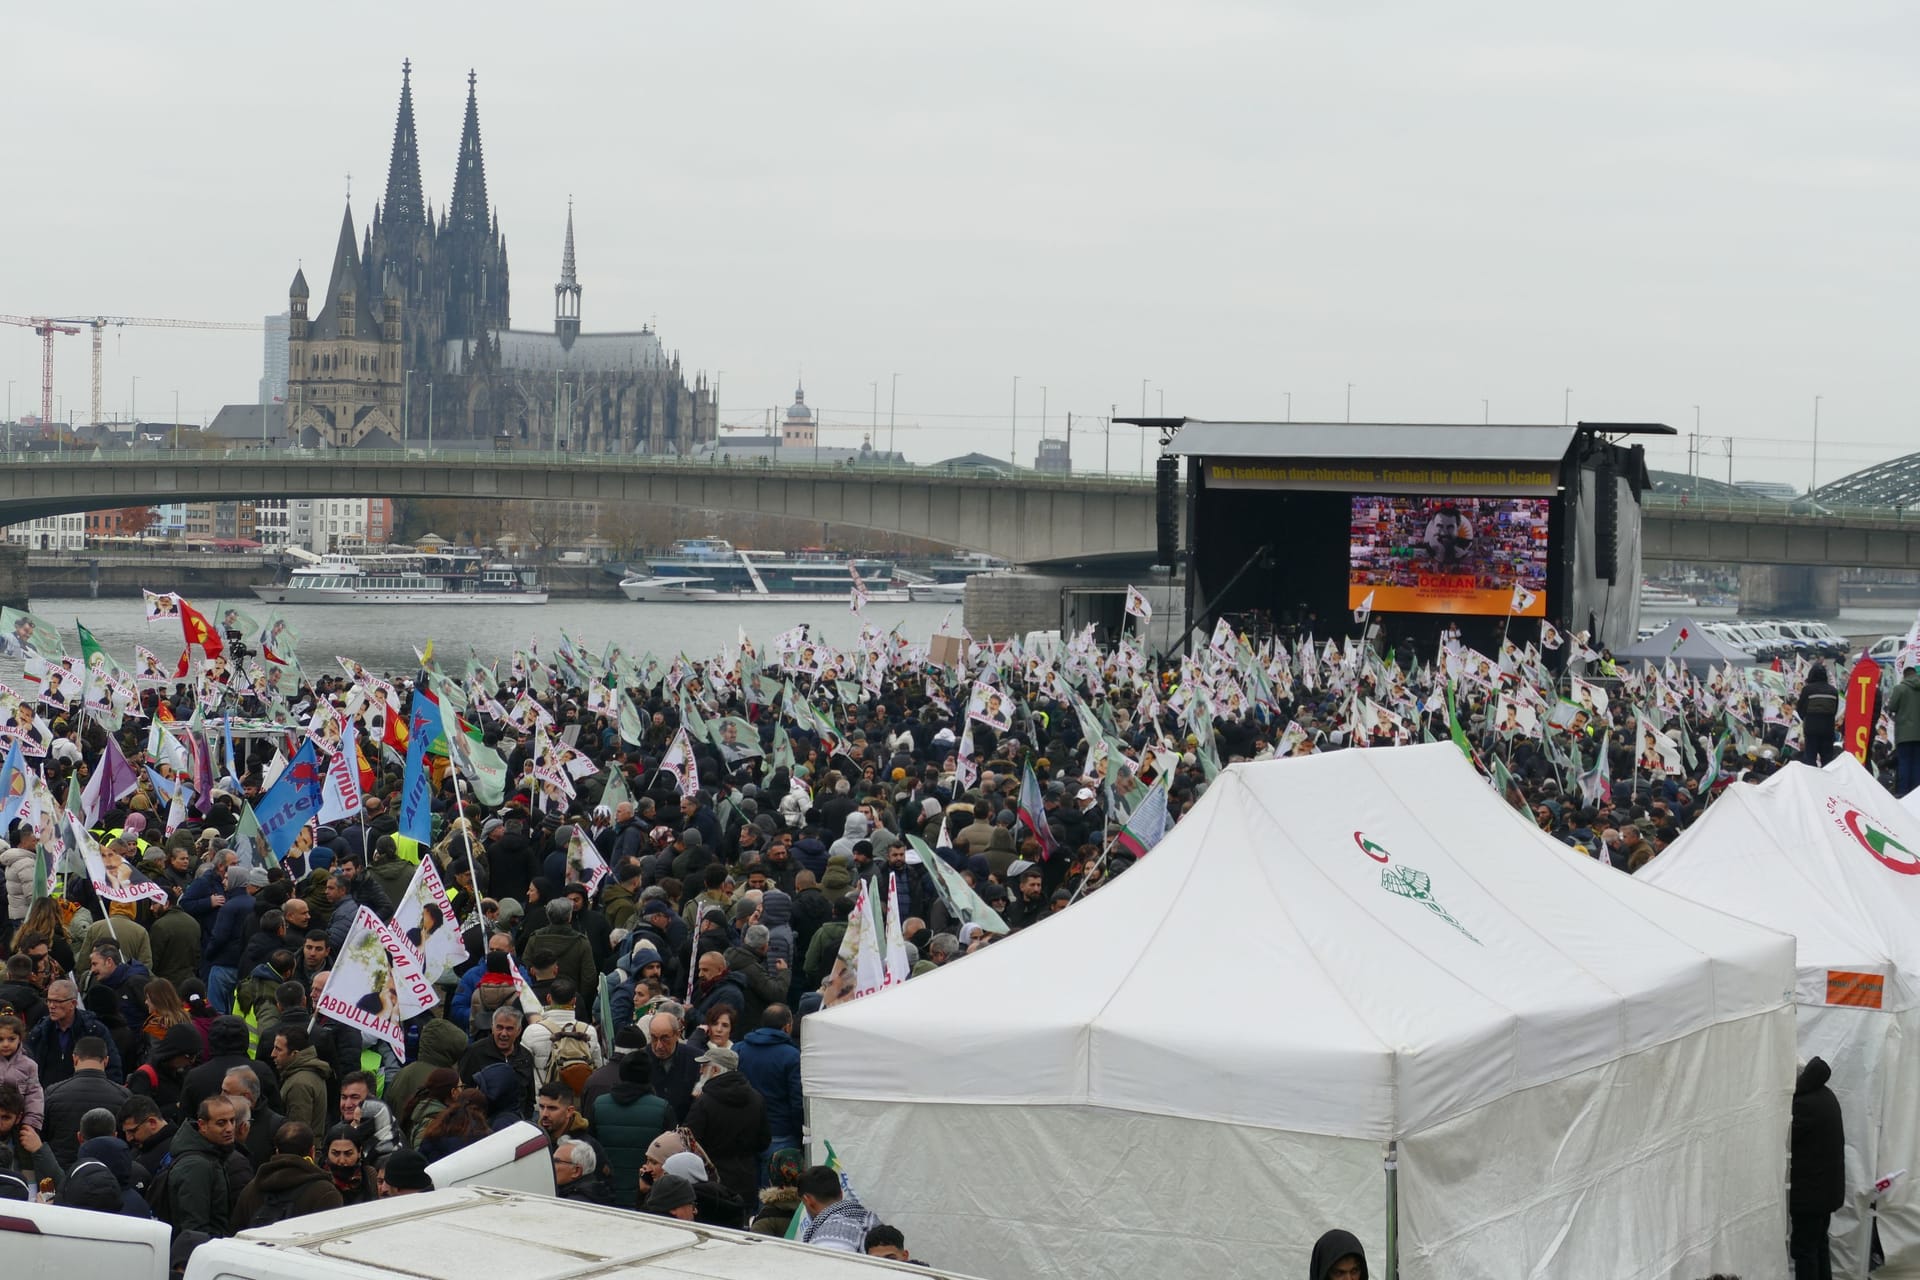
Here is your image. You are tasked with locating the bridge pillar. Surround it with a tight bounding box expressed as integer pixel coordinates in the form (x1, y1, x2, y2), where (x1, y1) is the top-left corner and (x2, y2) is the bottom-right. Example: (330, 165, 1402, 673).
(1739, 564, 1841, 617)
(0, 544, 25, 611)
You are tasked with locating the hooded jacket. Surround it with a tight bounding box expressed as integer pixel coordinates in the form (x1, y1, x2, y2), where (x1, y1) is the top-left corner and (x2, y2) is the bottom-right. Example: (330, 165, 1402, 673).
(279, 1047, 335, 1134)
(131, 1023, 204, 1120)
(228, 1151, 344, 1232)
(388, 1018, 468, 1119)
(474, 1060, 527, 1131)
(0, 844, 36, 924)
(758, 890, 796, 973)
(162, 1119, 233, 1237)
(1310, 1229, 1368, 1280)
(55, 1136, 151, 1218)
(826, 813, 870, 865)
(181, 1014, 282, 1118)
(1790, 1056, 1846, 1215)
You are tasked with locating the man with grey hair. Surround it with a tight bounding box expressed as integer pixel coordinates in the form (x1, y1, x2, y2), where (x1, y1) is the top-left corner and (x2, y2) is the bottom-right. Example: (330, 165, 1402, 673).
(645, 1010, 699, 1120)
(27, 979, 124, 1085)
(927, 933, 960, 966)
(553, 1137, 611, 1203)
(224, 1065, 284, 1168)
(457, 1005, 535, 1116)
(724, 923, 785, 1032)
(529, 895, 596, 1019)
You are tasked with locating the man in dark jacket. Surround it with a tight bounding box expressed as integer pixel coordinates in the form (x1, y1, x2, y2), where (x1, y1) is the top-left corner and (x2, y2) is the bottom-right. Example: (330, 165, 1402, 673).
(457, 1006, 536, 1118)
(1791, 1056, 1845, 1280)
(683, 1045, 769, 1211)
(53, 1133, 151, 1218)
(643, 1011, 699, 1121)
(206, 867, 259, 1013)
(47, 1051, 132, 1167)
(1797, 665, 1843, 767)
(182, 1015, 282, 1119)
(527, 899, 597, 1018)
(162, 1096, 239, 1238)
(228, 1121, 343, 1231)
(736, 1006, 805, 1154)
(27, 981, 124, 1085)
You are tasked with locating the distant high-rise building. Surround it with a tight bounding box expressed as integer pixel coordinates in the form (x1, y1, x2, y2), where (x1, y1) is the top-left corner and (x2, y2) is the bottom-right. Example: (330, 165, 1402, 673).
(1034, 436, 1071, 474)
(259, 312, 290, 405)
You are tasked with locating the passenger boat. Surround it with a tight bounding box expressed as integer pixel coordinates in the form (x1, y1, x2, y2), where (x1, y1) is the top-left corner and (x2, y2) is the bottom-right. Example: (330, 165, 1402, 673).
(619, 538, 908, 604)
(251, 552, 549, 605)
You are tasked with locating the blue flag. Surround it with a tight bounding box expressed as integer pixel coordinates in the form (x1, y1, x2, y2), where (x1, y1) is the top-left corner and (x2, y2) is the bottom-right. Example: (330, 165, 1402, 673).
(399, 680, 436, 845)
(0, 738, 25, 832)
(256, 740, 327, 860)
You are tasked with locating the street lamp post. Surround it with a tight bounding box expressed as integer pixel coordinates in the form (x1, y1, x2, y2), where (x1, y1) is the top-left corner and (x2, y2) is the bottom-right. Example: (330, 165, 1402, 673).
(1346, 383, 1353, 423)
(1284, 391, 1291, 423)
(1482, 398, 1489, 424)
(1811, 395, 1822, 495)
(404, 370, 411, 444)
(427, 382, 434, 454)
(173, 390, 180, 454)
(131, 375, 139, 427)
(888, 372, 898, 460)
(1011, 376, 1020, 467)
(1563, 387, 1571, 426)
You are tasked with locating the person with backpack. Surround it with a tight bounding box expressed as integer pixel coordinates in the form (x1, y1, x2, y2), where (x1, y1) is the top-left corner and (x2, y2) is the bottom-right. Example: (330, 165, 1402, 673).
(227, 1121, 342, 1232)
(523, 978, 603, 1091)
(151, 1094, 238, 1238)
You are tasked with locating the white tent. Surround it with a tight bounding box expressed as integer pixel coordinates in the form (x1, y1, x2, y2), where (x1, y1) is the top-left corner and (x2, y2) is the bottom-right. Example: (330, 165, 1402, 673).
(804, 744, 1795, 1280)
(1640, 754, 1920, 1278)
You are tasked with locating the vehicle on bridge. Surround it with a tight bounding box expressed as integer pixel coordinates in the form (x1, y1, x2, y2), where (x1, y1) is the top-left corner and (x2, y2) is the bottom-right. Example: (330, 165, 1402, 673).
(252, 551, 548, 606)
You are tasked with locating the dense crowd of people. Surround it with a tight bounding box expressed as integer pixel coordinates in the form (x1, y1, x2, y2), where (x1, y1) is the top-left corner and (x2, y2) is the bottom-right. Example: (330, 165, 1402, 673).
(0, 614, 1914, 1277)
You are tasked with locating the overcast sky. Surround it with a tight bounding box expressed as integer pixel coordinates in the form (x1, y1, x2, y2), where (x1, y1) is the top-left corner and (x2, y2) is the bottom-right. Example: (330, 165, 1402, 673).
(5, 2, 1916, 487)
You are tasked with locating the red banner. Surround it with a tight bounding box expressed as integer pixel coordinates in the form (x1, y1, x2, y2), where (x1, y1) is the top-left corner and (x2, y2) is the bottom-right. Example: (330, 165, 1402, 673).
(1844, 654, 1882, 764)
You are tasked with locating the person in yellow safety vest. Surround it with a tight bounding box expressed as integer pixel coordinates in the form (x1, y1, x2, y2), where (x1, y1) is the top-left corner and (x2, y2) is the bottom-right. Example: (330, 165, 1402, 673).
(101, 810, 156, 860)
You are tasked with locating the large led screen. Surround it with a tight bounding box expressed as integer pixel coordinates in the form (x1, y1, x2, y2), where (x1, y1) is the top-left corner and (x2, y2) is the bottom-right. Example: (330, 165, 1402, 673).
(1349, 494, 1549, 616)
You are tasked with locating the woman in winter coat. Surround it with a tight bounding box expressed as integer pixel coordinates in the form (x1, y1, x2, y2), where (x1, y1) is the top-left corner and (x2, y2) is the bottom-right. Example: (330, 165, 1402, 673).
(0, 844, 36, 924)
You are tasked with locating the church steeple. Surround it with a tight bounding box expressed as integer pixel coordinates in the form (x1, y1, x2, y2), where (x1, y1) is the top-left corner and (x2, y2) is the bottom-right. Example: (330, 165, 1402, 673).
(555, 199, 581, 347)
(448, 69, 490, 236)
(382, 58, 426, 228)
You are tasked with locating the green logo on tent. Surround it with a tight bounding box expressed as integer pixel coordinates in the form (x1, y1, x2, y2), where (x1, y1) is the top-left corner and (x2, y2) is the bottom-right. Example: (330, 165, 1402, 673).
(1380, 864, 1481, 945)
(1844, 807, 1920, 875)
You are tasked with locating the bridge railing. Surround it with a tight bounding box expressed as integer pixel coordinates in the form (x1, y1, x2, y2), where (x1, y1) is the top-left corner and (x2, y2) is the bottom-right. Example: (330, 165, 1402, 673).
(1643, 491, 1918, 525)
(2, 445, 1159, 492)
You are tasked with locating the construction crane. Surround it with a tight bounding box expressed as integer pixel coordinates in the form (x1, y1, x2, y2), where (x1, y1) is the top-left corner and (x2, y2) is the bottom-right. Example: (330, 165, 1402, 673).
(0, 316, 83, 427)
(0, 313, 262, 430)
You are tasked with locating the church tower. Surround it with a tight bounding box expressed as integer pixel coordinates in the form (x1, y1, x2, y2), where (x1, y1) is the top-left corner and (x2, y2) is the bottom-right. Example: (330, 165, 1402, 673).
(555, 201, 581, 348)
(443, 70, 510, 344)
(366, 59, 442, 388)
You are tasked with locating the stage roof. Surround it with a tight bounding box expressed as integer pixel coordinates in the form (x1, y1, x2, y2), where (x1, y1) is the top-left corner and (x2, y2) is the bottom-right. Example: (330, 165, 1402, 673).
(1167, 421, 1582, 462)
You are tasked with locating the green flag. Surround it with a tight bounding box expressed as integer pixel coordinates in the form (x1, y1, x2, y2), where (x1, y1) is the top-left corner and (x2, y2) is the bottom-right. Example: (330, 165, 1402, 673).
(1445, 683, 1475, 763)
(0, 607, 65, 659)
(907, 835, 1009, 935)
(234, 800, 275, 869)
(599, 765, 633, 814)
(771, 723, 796, 772)
(618, 695, 647, 749)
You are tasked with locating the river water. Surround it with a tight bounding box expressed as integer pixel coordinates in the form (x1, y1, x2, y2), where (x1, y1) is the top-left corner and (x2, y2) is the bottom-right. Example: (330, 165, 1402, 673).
(28, 595, 960, 675)
(22, 595, 1916, 676)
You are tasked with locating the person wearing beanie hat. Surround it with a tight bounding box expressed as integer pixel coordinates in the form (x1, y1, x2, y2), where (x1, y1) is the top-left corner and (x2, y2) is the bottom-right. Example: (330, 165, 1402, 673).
(643, 1172, 698, 1219)
(378, 1148, 434, 1196)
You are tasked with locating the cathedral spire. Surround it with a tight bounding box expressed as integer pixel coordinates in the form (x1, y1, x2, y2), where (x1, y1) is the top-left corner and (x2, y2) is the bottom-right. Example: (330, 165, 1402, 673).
(555, 199, 582, 347)
(448, 68, 490, 236)
(383, 58, 426, 228)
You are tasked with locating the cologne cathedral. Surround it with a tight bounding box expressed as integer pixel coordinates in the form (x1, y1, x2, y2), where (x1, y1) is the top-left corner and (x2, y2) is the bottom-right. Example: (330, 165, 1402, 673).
(285, 61, 716, 452)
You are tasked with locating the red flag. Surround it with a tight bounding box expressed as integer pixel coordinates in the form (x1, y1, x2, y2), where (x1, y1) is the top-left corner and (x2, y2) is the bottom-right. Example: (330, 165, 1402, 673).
(174, 599, 225, 676)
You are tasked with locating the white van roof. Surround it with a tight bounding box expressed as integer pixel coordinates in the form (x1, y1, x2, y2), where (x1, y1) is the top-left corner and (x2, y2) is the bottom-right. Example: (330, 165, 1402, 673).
(187, 1186, 987, 1280)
